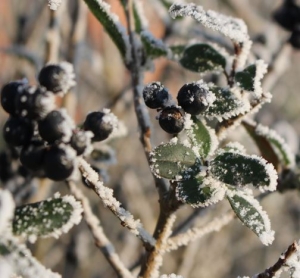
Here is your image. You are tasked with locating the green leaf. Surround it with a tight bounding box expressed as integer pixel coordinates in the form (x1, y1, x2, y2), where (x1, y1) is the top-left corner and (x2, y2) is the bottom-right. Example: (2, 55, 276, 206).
(235, 64, 256, 91)
(227, 190, 274, 245)
(243, 121, 295, 169)
(209, 151, 277, 192)
(13, 194, 83, 242)
(176, 176, 226, 207)
(187, 116, 218, 159)
(0, 236, 61, 277)
(203, 87, 250, 121)
(179, 44, 226, 73)
(150, 141, 200, 180)
(132, 0, 145, 33)
(83, 0, 130, 62)
(140, 31, 169, 58)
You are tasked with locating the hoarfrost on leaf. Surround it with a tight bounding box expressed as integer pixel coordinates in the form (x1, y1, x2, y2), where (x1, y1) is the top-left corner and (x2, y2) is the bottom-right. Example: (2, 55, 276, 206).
(48, 0, 63, 11)
(226, 189, 275, 246)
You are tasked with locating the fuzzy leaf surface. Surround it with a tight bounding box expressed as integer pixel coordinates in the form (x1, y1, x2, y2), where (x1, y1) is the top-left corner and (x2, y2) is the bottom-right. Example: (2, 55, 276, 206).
(188, 116, 218, 159)
(141, 31, 169, 58)
(83, 0, 130, 62)
(210, 152, 277, 191)
(227, 190, 274, 245)
(180, 44, 226, 73)
(150, 142, 199, 180)
(13, 195, 83, 241)
(0, 236, 61, 277)
(235, 64, 256, 91)
(176, 176, 226, 207)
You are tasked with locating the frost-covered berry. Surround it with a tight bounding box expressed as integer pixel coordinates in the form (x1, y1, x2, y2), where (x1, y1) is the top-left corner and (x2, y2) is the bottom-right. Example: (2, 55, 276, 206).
(70, 130, 93, 156)
(273, 0, 300, 31)
(1, 80, 26, 115)
(3, 117, 34, 146)
(15, 86, 55, 120)
(289, 25, 300, 48)
(43, 144, 76, 181)
(158, 106, 185, 134)
(143, 82, 171, 109)
(20, 140, 46, 172)
(83, 109, 117, 141)
(38, 62, 76, 94)
(177, 83, 210, 115)
(38, 109, 74, 143)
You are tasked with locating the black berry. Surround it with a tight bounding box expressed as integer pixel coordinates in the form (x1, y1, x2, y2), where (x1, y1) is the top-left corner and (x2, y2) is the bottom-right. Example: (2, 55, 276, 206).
(143, 82, 171, 109)
(83, 111, 116, 141)
(289, 25, 300, 48)
(20, 140, 46, 172)
(70, 130, 91, 155)
(15, 86, 54, 120)
(158, 106, 185, 134)
(43, 145, 75, 181)
(38, 109, 74, 143)
(38, 62, 76, 94)
(1, 80, 26, 115)
(3, 117, 34, 146)
(177, 83, 210, 115)
(273, 0, 300, 31)
(0, 150, 14, 182)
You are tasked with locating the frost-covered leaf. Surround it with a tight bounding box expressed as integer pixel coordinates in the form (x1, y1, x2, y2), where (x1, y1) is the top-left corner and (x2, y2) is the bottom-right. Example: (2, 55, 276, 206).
(141, 30, 170, 58)
(243, 121, 295, 169)
(150, 140, 200, 180)
(13, 193, 83, 242)
(133, 0, 147, 33)
(83, 0, 131, 63)
(186, 116, 218, 159)
(227, 189, 275, 245)
(0, 236, 61, 278)
(169, 3, 249, 43)
(223, 142, 246, 154)
(179, 44, 226, 73)
(209, 151, 277, 192)
(176, 176, 226, 207)
(0, 190, 15, 236)
(235, 60, 268, 98)
(203, 86, 250, 121)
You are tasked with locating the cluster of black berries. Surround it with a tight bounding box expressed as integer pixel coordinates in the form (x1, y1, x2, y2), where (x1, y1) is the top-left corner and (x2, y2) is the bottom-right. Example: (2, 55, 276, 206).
(143, 81, 210, 134)
(1, 62, 117, 182)
(273, 0, 300, 49)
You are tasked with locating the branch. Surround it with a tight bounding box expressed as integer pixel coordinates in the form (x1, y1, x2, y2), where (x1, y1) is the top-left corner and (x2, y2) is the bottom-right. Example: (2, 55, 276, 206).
(256, 241, 299, 278)
(45, 9, 60, 63)
(66, 181, 133, 278)
(77, 157, 155, 249)
(165, 212, 234, 252)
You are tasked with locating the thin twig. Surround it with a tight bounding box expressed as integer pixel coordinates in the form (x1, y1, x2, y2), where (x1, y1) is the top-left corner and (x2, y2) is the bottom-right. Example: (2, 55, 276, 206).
(77, 157, 155, 249)
(165, 211, 235, 252)
(45, 9, 60, 63)
(256, 241, 299, 278)
(66, 181, 133, 278)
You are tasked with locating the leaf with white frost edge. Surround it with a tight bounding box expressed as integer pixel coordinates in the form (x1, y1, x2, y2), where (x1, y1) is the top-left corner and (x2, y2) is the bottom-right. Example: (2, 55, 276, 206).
(140, 30, 170, 58)
(176, 176, 226, 207)
(203, 86, 251, 122)
(150, 139, 200, 180)
(83, 0, 131, 63)
(0, 190, 15, 236)
(226, 189, 275, 246)
(169, 3, 249, 43)
(209, 151, 278, 192)
(254, 122, 295, 168)
(185, 115, 218, 159)
(179, 43, 226, 73)
(12, 193, 83, 243)
(223, 142, 246, 154)
(132, 0, 148, 33)
(235, 60, 268, 98)
(0, 235, 61, 278)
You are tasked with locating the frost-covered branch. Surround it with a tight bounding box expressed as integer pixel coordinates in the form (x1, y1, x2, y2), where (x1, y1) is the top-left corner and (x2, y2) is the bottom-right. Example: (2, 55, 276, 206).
(67, 181, 133, 278)
(255, 241, 299, 278)
(166, 212, 235, 252)
(77, 157, 155, 249)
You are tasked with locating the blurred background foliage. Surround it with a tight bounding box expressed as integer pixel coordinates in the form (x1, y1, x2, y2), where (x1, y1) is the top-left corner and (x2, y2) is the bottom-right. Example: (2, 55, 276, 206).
(1, 0, 300, 277)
